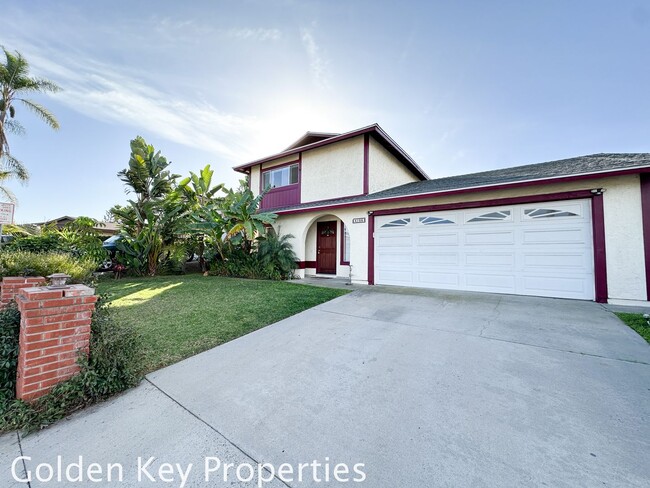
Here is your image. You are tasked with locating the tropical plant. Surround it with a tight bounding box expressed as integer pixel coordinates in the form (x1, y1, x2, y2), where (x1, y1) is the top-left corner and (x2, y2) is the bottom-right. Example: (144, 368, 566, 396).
(111, 136, 179, 237)
(257, 233, 298, 279)
(111, 137, 182, 276)
(177, 165, 224, 270)
(221, 181, 277, 251)
(116, 203, 181, 276)
(0, 48, 61, 202)
(58, 217, 107, 264)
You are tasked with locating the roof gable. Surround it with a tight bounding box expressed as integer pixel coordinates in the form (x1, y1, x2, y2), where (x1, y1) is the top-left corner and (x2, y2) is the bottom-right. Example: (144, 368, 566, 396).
(284, 132, 339, 151)
(233, 123, 429, 181)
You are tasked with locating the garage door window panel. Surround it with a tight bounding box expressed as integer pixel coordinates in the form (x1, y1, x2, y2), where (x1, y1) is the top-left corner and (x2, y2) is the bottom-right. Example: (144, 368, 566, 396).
(419, 216, 455, 225)
(381, 218, 411, 228)
(524, 208, 580, 219)
(467, 210, 512, 223)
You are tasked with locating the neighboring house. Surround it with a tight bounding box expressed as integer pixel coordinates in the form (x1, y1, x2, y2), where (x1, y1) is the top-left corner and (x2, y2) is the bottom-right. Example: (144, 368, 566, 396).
(32, 216, 120, 238)
(234, 123, 650, 306)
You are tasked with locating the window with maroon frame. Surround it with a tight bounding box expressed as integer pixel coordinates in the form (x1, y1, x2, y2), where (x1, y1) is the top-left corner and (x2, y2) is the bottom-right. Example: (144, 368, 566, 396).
(262, 164, 299, 189)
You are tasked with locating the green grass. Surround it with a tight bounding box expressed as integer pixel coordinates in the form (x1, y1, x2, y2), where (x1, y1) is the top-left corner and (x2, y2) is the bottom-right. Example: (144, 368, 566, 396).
(97, 275, 349, 373)
(615, 313, 650, 344)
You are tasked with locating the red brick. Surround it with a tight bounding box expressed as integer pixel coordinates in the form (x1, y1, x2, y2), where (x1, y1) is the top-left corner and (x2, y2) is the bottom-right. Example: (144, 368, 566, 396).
(25, 354, 60, 368)
(19, 289, 63, 300)
(23, 323, 62, 335)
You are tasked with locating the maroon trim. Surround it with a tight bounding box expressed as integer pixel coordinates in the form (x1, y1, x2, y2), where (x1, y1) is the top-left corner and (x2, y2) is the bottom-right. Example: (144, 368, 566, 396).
(368, 213, 375, 285)
(233, 123, 428, 180)
(371, 190, 595, 216)
(259, 156, 301, 210)
(259, 158, 301, 193)
(366, 189, 608, 301)
(296, 261, 317, 269)
(591, 193, 608, 303)
(641, 174, 650, 300)
(340, 221, 350, 265)
(275, 166, 650, 216)
(363, 134, 370, 195)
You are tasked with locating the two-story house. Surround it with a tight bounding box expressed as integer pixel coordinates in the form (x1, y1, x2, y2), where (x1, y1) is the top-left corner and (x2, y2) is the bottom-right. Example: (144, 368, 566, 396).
(234, 123, 650, 307)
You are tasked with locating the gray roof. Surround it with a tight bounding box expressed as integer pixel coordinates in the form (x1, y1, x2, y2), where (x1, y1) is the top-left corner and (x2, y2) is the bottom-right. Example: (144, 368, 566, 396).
(268, 153, 650, 213)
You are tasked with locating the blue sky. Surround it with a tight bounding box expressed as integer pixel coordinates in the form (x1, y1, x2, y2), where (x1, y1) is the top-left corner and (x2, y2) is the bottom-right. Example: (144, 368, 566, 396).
(3, 0, 650, 222)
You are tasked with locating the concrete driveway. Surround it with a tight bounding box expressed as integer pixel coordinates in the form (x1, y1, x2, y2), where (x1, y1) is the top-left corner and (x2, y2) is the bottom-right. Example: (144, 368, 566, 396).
(2, 286, 650, 487)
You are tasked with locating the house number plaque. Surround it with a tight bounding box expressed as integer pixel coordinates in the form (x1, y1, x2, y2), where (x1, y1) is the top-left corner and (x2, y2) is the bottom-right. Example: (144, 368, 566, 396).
(352, 217, 366, 224)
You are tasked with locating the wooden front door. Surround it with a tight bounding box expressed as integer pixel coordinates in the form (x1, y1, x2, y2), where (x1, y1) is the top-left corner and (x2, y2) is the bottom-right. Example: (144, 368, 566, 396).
(317, 221, 337, 274)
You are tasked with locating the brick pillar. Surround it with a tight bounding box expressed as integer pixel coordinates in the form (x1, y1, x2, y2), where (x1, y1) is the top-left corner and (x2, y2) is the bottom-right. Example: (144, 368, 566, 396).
(15, 285, 97, 402)
(1, 277, 46, 308)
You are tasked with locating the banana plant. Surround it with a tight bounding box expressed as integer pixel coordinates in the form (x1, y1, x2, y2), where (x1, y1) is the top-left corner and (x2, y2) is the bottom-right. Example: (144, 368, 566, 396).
(222, 181, 277, 251)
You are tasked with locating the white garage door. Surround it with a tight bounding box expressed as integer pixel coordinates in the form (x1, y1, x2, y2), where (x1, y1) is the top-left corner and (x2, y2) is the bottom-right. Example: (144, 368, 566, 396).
(374, 199, 595, 300)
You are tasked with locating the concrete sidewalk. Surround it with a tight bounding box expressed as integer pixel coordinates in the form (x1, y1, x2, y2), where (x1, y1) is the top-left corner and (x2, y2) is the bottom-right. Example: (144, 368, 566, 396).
(2, 287, 649, 487)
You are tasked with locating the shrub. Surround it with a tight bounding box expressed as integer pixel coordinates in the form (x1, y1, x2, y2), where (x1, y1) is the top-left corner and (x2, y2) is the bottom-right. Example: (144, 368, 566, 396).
(5, 233, 63, 253)
(5, 218, 107, 266)
(159, 244, 188, 276)
(0, 297, 143, 433)
(257, 234, 297, 279)
(208, 233, 297, 281)
(0, 303, 21, 404)
(0, 250, 96, 282)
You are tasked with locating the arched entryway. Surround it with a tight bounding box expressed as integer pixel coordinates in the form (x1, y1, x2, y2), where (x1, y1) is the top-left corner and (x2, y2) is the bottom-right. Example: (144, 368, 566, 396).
(302, 213, 351, 278)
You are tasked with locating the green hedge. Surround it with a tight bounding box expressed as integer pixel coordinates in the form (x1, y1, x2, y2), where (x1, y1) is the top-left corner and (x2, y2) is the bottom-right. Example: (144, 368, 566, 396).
(0, 250, 96, 282)
(0, 303, 21, 404)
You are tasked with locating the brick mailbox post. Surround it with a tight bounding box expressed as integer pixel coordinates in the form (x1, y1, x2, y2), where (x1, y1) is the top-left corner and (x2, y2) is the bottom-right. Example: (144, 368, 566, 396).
(15, 284, 97, 401)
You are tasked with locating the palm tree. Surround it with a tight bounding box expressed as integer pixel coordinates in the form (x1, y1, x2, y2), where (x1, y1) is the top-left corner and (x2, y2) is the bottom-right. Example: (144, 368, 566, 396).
(0, 47, 61, 201)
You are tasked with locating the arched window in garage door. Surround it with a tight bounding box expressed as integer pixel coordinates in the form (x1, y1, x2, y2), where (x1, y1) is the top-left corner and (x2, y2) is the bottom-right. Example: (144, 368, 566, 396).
(418, 216, 455, 225)
(467, 210, 511, 223)
(381, 218, 411, 228)
(524, 208, 580, 219)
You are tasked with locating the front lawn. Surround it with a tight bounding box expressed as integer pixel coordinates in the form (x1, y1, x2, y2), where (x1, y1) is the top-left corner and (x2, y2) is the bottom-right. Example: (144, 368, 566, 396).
(97, 275, 348, 373)
(615, 313, 650, 344)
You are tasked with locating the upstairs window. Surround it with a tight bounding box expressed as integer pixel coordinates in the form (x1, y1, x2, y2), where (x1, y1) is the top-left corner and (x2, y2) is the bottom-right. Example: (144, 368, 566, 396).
(262, 163, 299, 189)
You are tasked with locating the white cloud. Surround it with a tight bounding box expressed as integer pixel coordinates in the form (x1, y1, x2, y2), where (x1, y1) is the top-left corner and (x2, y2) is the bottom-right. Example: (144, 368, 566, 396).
(20, 46, 261, 163)
(226, 28, 282, 41)
(300, 27, 329, 89)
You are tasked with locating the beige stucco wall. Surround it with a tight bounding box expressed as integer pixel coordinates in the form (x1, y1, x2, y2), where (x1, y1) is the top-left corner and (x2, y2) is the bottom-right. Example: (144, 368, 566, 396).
(368, 136, 420, 193)
(249, 166, 260, 194)
(273, 174, 648, 302)
(602, 175, 646, 301)
(301, 136, 364, 202)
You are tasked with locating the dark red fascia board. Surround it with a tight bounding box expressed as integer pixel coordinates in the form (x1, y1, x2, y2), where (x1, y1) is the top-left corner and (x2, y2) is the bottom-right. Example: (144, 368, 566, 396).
(591, 193, 609, 303)
(233, 123, 428, 181)
(640, 173, 650, 300)
(369, 189, 596, 216)
(274, 166, 650, 216)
